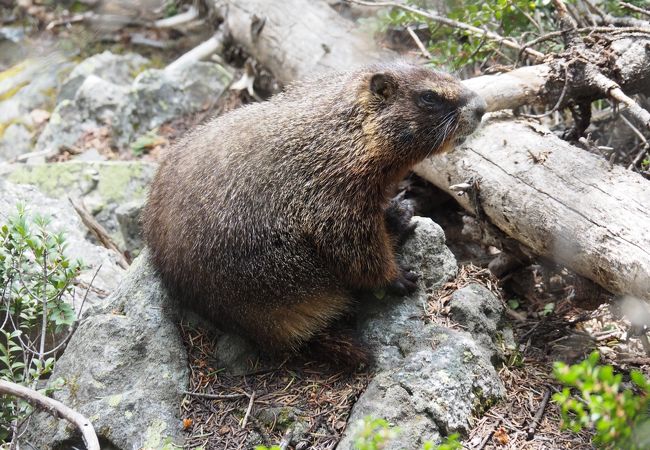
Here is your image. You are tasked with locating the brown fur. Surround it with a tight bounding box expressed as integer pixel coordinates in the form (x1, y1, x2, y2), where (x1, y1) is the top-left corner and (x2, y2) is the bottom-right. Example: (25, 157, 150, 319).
(142, 62, 485, 359)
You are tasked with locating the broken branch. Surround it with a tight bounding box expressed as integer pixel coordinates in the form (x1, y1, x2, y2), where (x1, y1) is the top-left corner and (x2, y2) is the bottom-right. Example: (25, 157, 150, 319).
(68, 197, 130, 269)
(0, 380, 100, 450)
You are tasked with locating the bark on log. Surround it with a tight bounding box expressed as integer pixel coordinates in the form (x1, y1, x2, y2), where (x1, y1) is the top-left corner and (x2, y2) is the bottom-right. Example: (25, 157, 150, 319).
(414, 117, 650, 301)
(215, 0, 650, 300)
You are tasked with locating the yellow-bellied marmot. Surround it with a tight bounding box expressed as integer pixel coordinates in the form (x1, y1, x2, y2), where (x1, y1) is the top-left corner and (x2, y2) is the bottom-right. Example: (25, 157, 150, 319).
(142, 62, 486, 360)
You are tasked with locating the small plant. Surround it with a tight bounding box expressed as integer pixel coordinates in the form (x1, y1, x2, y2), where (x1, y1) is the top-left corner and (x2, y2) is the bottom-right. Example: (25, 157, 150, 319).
(373, 0, 650, 71)
(0, 204, 85, 442)
(354, 417, 399, 450)
(374, 0, 555, 70)
(553, 351, 650, 449)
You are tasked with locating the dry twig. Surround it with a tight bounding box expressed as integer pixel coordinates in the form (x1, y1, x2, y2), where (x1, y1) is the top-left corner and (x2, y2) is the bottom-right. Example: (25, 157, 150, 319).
(68, 197, 130, 269)
(154, 4, 199, 28)
(241, 391, 256, 428)
(183, 391, 250, 400)
(587, 66, 650, 132)
(0, 380, 100, 450)
(527, 386, 552, 440)
(405, 26, 432, 59)
(166, 30, 226, 72)
(620, 1, 650, 19)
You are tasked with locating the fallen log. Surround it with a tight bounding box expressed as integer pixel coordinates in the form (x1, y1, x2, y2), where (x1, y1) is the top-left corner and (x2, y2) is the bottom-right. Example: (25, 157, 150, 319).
(214, 0, 650, 300)
(214, 0, 387, 84)
(414, 117, 650, 301)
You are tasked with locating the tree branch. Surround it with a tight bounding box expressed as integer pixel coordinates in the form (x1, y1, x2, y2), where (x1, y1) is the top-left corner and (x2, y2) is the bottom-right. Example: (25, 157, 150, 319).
(620, 1, 650, 19)
(68, 197, 130, 269)
(0, 380, 100, 450)
(587, 65, 650, 132)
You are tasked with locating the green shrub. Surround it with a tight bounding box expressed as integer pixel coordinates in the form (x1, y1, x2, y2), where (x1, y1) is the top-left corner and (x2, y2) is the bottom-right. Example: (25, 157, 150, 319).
(372, 0, 650, 70)
(374, 0, 555, 69)
(0, 204, 84, 441)
(553, 351, 650, 449)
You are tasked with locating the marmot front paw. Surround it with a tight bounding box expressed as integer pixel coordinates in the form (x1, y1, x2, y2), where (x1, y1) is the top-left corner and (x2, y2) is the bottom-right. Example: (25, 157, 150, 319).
(387, 269, 419, 296)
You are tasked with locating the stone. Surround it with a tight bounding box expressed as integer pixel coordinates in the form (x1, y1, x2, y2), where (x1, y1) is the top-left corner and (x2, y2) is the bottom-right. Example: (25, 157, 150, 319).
(0, 179, 124, 299)
(0, 122, 31, 161)
(1, 161, 157, 252)
(0, 55, 73, 161)
(35, 76, 130, 156)
(116, 199, 145, 258)
(35, 51, 232, 155)
(115, 62, 232, 146)
(22, 251, 189, 450)
(57, 51, 149, 102)
(337, 217, 506, 449)
(449, 283, 515, 363)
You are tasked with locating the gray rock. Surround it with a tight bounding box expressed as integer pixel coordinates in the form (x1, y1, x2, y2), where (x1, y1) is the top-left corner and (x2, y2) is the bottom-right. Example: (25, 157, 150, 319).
(57, 51, 149, 102)
(356, 216, 458, 370)
(257, 406, 310, 443)
(0, 54, 73, 161)
(449, 283, 515, 362)
(115, 63, 232, 146)
(36, 76, 130, 156)
(0, 122, 32, 161)
(1, 161, 157, 252)
(116, 199, 145, 258)
(0, 180, 124, 299)
(337, 217, 506, 450)
(36, 52, 232, 154)
(23, 250, 188, 450)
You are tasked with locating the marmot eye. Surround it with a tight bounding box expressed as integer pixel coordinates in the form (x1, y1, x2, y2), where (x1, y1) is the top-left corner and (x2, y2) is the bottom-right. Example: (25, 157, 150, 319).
(420, 91, 440, 106)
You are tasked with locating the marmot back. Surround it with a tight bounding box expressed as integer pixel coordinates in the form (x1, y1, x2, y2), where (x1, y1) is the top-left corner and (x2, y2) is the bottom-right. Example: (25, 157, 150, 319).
(142, 62, 486, 360)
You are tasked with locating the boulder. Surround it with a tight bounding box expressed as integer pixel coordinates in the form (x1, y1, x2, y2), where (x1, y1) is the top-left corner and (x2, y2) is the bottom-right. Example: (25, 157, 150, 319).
(22, 251, 188, 450)
(116, 199, 146, 258)
(449, 283, 515, 364)
(56, 51, 149, 103)
(116, 63, 233, 146)
(0, 55, 73, 161)
(337, 217, 506, 449)
(35, 52, 232, 156)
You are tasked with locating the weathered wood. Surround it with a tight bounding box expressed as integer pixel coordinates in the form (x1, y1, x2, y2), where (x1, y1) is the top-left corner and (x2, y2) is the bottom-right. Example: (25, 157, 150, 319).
(214, 0, 389, 84)
(465, 37, 650, 113)
(414, 117, 650, 301)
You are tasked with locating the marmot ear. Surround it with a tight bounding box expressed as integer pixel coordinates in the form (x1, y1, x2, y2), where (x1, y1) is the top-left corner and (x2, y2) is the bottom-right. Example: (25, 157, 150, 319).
(370, 73, 397, 100)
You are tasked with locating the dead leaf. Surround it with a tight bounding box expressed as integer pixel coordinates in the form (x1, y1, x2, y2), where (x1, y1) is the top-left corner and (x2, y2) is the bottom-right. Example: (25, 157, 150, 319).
(494, 426, 510, 445)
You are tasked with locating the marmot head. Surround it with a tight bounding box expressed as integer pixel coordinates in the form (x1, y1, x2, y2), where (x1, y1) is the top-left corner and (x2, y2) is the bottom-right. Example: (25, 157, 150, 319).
(359, 63, 486, 162)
